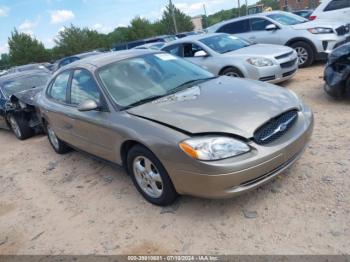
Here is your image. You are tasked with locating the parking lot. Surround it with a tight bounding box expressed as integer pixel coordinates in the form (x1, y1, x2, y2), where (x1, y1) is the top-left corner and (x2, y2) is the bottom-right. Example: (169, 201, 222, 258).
(0, 63, 349, 255)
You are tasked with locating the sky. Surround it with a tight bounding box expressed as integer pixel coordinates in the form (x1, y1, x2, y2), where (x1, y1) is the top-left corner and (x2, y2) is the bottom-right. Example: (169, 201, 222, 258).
(0, 0, 258, 54)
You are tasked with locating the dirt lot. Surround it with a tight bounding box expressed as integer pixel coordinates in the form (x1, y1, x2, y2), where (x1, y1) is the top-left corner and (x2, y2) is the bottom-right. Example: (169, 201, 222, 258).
(0, 64, 349, 255)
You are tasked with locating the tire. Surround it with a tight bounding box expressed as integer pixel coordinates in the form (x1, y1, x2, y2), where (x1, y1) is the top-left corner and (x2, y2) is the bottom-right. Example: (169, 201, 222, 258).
(7, 114, 34, 140)
(220, 67, 244, 78)
(291, 41, 314, 68)
(127, 145, 178, 206)
(324, 83, 345, 99)
(46, 123, 71, 154)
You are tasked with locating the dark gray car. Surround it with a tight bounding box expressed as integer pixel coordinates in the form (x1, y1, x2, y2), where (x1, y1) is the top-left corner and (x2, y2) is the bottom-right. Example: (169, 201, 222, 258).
(36, 50, 313, 206)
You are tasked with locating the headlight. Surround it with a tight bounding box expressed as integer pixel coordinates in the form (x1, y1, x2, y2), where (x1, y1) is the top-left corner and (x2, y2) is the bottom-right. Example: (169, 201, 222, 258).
(307, 27, 333, 34)
(179, 136, 250, 161)
(247, 57, 274, 67)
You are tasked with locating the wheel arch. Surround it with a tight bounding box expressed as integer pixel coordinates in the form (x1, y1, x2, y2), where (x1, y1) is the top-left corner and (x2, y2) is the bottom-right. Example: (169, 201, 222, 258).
(285, 37, 317, 55)
(219, 65, 244, 77)
(120, 140, 151, 171)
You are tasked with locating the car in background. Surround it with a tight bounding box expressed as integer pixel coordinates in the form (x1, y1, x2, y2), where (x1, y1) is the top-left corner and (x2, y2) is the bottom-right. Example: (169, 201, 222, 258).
(36, 50, 313, 206)
(0, 70, 51, 139)
(0, 70, 8, 77)
(52, 51, 103, 72)
(207, 11, 350, 67)
(112, 35, 178, 51)
(133, 42, 166, 50)
(162, 33, 298, 83)
(176, 31, 199, 38)
(6, 63, 51, 74)
(324, 43, 350, 98)
(292, 9, 314, 19)
(310, 0, 350, 21)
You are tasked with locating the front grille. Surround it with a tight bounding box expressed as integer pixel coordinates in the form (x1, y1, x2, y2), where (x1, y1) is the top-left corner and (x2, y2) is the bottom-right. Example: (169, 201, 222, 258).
(280, 58, 297, 68)
(259, 75, 276, 81)
(275, 51, 294, 60)
(336, 25, 350, 36)
(283, 69, 297, 77)
(253, 110, 298, 145)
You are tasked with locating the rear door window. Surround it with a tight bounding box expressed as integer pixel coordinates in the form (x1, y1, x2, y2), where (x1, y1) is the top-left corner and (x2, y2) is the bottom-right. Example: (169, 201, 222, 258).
(217, 19, 250, 34)
(324, 0, 350, 11)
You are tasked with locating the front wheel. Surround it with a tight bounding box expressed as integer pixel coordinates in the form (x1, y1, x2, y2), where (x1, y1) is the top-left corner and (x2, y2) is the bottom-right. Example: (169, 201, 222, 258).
(127, 145, 178, 206)
(8, 114, 34, 140)
(220, 67, 243, 78)
(291, 41, 314, 68)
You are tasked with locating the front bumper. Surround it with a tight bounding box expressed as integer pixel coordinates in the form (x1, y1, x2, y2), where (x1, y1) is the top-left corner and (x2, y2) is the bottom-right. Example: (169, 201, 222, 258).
(313, 33, 350, 56)
(244, 54, 298, 84)
(168, 109, 314, 199)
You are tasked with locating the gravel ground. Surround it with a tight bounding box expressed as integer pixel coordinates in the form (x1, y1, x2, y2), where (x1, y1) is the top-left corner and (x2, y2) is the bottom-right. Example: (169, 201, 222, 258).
(0, 63, 349, 255)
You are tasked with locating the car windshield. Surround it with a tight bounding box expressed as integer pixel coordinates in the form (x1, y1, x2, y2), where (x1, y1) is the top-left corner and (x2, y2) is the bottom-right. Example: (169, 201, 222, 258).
(98, 53, 214, 108)
(199, 34, 251, 54)
(1, 73, 50, 98)
(267, 13, 308, 25)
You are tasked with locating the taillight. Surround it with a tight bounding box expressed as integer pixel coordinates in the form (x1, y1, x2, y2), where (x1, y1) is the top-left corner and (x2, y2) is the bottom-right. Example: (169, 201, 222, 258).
(309, 15, 316, 20)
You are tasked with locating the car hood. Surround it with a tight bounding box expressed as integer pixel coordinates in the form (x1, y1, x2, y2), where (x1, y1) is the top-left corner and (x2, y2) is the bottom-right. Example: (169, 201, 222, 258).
(291, 20, 346, 30)
(223, 44, 294, 58)
(127, 77, 300, 138)
(10, 86, 44, 106)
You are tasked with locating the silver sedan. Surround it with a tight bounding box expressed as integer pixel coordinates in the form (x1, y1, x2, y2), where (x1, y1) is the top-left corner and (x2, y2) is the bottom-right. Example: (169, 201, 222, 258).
(162, 33, 298, 84)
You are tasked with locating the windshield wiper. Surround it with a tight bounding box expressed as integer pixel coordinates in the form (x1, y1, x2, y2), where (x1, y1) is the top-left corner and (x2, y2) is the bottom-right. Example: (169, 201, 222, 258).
(124, 94, 166, 109)
(167, 76, 218, 95)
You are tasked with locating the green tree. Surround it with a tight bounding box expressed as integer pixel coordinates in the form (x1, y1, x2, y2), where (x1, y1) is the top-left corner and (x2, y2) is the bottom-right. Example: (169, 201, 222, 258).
(7, 29, 50, 66)
(160, 3, 194, 34)
(127, 17, 156, 41)
(0, 53, 10, 69)
(54, 24, 108, 57)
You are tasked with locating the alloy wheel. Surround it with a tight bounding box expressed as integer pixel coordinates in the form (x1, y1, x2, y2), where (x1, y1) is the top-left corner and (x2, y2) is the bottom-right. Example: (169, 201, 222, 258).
(225, 71, 240, 77)
(133, 156, 164, 198)
(295, 47, 308, 66)
(47, 125, 59, 150)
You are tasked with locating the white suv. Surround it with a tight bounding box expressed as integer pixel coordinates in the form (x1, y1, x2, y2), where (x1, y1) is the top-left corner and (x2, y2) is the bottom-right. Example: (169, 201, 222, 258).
(310, 0, 350, 22)
(207, 11, 350, 67)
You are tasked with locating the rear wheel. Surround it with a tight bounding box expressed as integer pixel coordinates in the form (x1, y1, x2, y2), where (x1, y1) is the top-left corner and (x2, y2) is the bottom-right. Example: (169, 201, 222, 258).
(220, 67, 243, 78)
(46, 123, 71, 154)
(8, 114, 34, 140)
(127, 145, 178, 206)
(291, 41, 314, 68)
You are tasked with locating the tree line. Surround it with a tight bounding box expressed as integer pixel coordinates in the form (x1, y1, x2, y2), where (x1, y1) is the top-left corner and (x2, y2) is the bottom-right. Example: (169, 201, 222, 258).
(0, 0, 278, 69)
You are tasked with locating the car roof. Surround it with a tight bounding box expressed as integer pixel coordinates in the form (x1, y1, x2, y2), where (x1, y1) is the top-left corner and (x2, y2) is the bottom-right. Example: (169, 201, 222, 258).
(207, 11, 287, 30)
(54, 49, 158, 73)
(0, 70, 50, 83)
(163, 33, 226, 46)
(135, 42, 165, 48)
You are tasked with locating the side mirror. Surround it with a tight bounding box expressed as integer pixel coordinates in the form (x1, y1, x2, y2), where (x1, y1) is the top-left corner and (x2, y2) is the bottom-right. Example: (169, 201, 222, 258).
(265, 24, 278, 31)
(78, 99, 99, 112)
(194, 50, 208, 57)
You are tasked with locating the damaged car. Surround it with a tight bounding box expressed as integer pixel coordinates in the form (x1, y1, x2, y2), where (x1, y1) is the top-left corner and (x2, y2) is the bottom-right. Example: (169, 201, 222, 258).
(0, 70, 51, 139)
(36, 50, 313, 206)
(324, 43, 350, 99)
